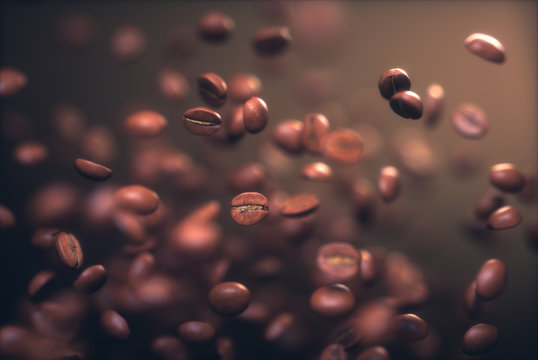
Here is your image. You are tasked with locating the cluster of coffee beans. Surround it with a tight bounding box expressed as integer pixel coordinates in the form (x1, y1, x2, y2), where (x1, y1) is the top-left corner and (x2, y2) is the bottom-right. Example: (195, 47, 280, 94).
(0, 2, 537, 360)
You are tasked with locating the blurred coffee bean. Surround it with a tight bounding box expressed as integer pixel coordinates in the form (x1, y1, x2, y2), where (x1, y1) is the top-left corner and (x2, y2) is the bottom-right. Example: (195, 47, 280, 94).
(264, 313, 293, 342)
(228, 73, 262, 103)
(474, 190, 504, 220)
(197, 73, 227, 108)
(300, 113, 329, 155)
(518, 170, 536, 203)
(378, 68, 411, 100)
(51, 104, 86, 142)
(489, 163, 525, 193)
(0, 204, 16, 229)
(80, 125, 117, 163)
(475, 258, 507, 300)
(451, 103, 489, 139)
(301, 162, 333, 181)
(73, 265, 107, 293)
(57, 13, 95, 48)
(273, 119, 304, 154)
(124, 110, 167, 137)
(110, 25, 147, 63)
(462, 323, 499, 355)
(391, 313, 429, 341)
(319, 343, 347, 360)
(423, 83, 444, 128)
(378, 166, 400, 203)
(158, 69, 190, 102)
(169, 220, 221, 260)
(223, 105, 246, 142)
(128, 252, 155, 287)
(0, 67, 27, 97)
(209, 281, 251, 316)
(151, 335, 187, 360)
(389, 91, 423, 119)
(393, 129, 438, 179)
(28, 182, 81, 225)
(183, 106, 222, 136)
(252, 26, 292, 57)
(178, 321, 215, 345)
(31, 228, 60, 250)
(449, 144, 483, 177)
(197, 11, 234, 44)
(27, 270, 55, 298)
(243, 97, 269, 134)
(463, 281, 481, 316)
(56, 232, 84, 269)
(230, 192, 269, 226)
(74, 158, 112, 181)
(280, 193, 319, 217)
(324, 129, 364, 164)
(487, 205, 521, 230)
(13, 141, 48, 166)
(317, 243, 360, 281)
(217, 336, 235, 360)
(525, 214, 538, 250)
(356, 346, 390, 360)
(359, 249, 377, 285)
(115, 185, 159, 215)
(464, 33, 505, 63)
(0, 325, 32, 358)
(310, 284, 355, 317)
(101, 310, 130, 339)
(113, 210, 146, 243)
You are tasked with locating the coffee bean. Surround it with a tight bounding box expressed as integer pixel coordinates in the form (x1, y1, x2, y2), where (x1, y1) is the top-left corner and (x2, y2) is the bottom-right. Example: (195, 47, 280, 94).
(264, 313, 293, 342)
(31, 228, 60, 250)
(228, 73, 261, 103)
(324, 129, 364, 164)
(13, 141, 48, 166)
(81, 125, 117, 163)
(451, 103, 489, 139)
(280, 193, 319, 217)
(301, 162, 333, 181)
(389, 91, 423, 119)
(300, 113, 330, 154)
(170, 220, 221, 260)
(252, 26, 292, 56)
(356, 346, 390, 360)
(378, 166, 400, 202)
(230, 192, 269, 225)
(151, 335, 187, 359)
(487, 205, 521, 230)
(57, 14, 95, 48)
(489, 163, 525, 193)
(197, 73, 227, 108)
(209, 281, 251, 316)
(0, 204, 16, 229)
(183, 106, 222, 136)
(158, 69, 190, 102)
(124, 111, 167, 137)
(73, 264, 107, 293)
(114, 185, 159, 215)
(197, 11, 234, 43)
(224, 105, 245, 141)
(310, 284, 355, 318)
(56, 232, 83, 269)
(74, 158, 112, 181)
(464, 33, 505, 63)
(474, 190, 504, 220)
(462, 323, 499, 355)
(110, 25, 146, 63)
(113, 210, 146, 243)
(27, 270, 55, 297)
(475, 258, 507, 300)
(273, 119, 304, 154)
(0, 68, 27, 97)
(178, 321, 215, 345)
(319, 343, 346, 360)
(101, 310, 130, 339)
(317, 243, 360, 281)
(243, 97, 268, 134)
(128, 252, 155, 287)
(378, 68, 411, 100)
(463, 281, 482, 315)
(359, 249, 377, 285)
(423, 83, 444, 128)
(391, 313, 429, 341)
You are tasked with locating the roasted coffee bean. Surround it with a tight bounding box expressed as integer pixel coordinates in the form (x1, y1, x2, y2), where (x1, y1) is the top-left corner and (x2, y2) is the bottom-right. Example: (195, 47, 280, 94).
(317, 243, 360, 281)
(158, 69, 190, 102)
(73, 264, 107, 293)
(152, 335, 187, 360)
(319, 343, 347, 360)
(110, 25, 146, 63)
(170, 220, 221, 260)
(489, 163, 525, 193)
(252, 26, 292, 56)
(197, 11, 234, 43)
(463, 281, 481, 315)
(113, 211, 146, 243)
(487, 205, 521, 230)
(324, 129, 364, 164)
(0, 204, 16, 229)
(475, 258, 507, 300)
(356, 346, 390, 360)
(243, 97, 268, 134)
(391, 313, 429, 341)
(101, 310, 130, 339)
(300, 113, 330, 154)
(28, 270, 55, 297)
(230, 192, 269, 225)
(462, 324, 499, 355)
(224, 105, 245, 141)
(128, 252, 155, 287)
(389, 91, 423, 119)
(301, 162, 333, 181)
(273, 119, 304, 154)
(209, 281, 251, 316)
(56, 232, 83, 269)
(280, 193, 319, 217)
(464, 33, 505, 63)
(13, 141, 48, 166)
(114, 185, 159, 215)
(124, 110, 167, 137)
(378, 166, 400, 202)
(423, 83, 444, 128)
(264, 313, 293, 342)
(451, 103, 489, 139)
(31, 228, 60, 250)
(310, 284, 355, 318)
(74, 158, 112, 181)
(197, 73, 227, 108)
(359, 249, 377, 285)
(0, 68, 27, 97)
(378, 68, 411, 100)
(228, 73, 261, 103)
(178, 321, 215, 345)
(183, 106, 222, 136)
(57, 13, 95, 48)
(474, 190, 504, 220)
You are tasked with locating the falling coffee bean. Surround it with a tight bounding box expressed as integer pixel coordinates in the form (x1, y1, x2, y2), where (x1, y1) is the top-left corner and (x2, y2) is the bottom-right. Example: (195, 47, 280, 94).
(319, 343, 347, 360)
(197, 11, 235, 44)
(451, 103, 489, 139)
(73, 265, 107, 293)
(252, 26, 292, 57)
(114, 185, 159, 215)
(391, 313, 429, 341)
(487, 205, 521, 230)
(208, 281, 251, 316)
(27, 270, 55, 297)
(462, 323, 499, 355)
(197, 73, 227, 108)
(183, 106, 222, 136)
(74, 158, 112, 181)
(301, 162, 333, 181)
(475, 258, 507, 301)
(389, 91, 423, 119)
(243, 97, 268, 134)
(273, 119, 304, 154)
(324, 129, 364, 164)
(228, 73, 261, 103)
(110, 25, 147, 63)
(124, 110, 167, 137)
(0, 68, 27, 97)
(178, 321, 216, 345)
(310, 284, 355, 318)
(55, 232, 83, 269)
(0, 204, 16, 229)
(378, 68, 411, 100)
(317, 243, 360, 281)
(489, 163, 525, 193)
(356, 346, 390, 360)
(300, 113, 330, 155)
(101, 310, 130, 339)
(378, 166, 400, 202)
(230, 192, 269, 226)
(423, 83, 445, 128)
(280, 193, 320, 217)
(464, 33, 505, 64)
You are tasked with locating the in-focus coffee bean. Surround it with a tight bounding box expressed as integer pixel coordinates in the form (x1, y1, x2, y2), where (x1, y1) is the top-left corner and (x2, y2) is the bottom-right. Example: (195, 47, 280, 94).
(310, 284, 355, 317)
(378, 68, 411, 100)
(178, 321, 216, 345)
(300, 113, 330, 155)
(252, 26, 292, 56)
(378, 166, 400, 202)
(487, 205, 521, 230)
(230, 192, 269, 225)
(451, 103, 489, 139)
(197, 11, 235, 44)
(197, 73, 227, 108)
(464, 33, 505, 63)
(475, 258, 507, 300)
(56, 232, 83, 269)
(114, 185, 159, 215)
(208, 282, 251, 316)
(273, 120, 304, 154)
(389, 91, 423, 119)
(301, 162, 333, 181)
(243, 97, 268, 134)
(317, 243, 360, 281)
(75, 158, 112, 181)
(124, 111, 167, 137)
(101, 310, 130, 339)
(391, 313, 429, 341)
(462, 323, 499, 355)
(183, 106, 223, 136)
(73, 264, 107, 293)
(280, 193, 319, 217)
(489, 163, 525, 193)
(0, 68, 27, 97)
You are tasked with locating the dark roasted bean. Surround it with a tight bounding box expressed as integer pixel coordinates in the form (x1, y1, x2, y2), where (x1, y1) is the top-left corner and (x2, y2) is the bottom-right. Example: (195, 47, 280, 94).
(378, 68, 411, 100)
(487, 205, 521, 230)
(243, 97, 268, 134)
(0, 204, 16, 229)
(451, 103, 489, 139)
(197, 73, 227, 108)
(264, 313, 293, 342)
(391, 313, 429, 341)
(301, 162, 333, 181)
(319, 343, 347, 360)
(178, 321, 215, 345)
(280, 193, 319, 217)
(101, 310, 130, 339)
(423, 83, 444, 128)
(75, 158, 112, 181)
(114, 185, 159, 215)
(462, 324, 499, 355)
(228, 73, 261, 103)
(13, 141, 48, 166)
(378, 166, 400, 202)
(301, 113, 330, 155)
(183, 106, 222, 136)
(324, 129, 364, 164)
(474, 190, 504, 220)
(197, 11, 234, 43)
(464, 33, 505, 63)
(27, 270, 55, 297)
(110, 25, 146, 63)
(356, 346, 390, 360)
(317, 243, 361, 281)
(209, 281, 251, 316)
(0, 68, 27, 97)
(158, 69, 190, 102)
(489, 163, 525, 193)
(124, 110, 167, 137)
(31, 228, 60, 250)
(230, 192, 269, 225)
(273, 119, 304, 154)
(56, 232, 83, 269)
(389, 91, 423, 119)
(128, 252, 155, 287)
(252, 26, 292, 56)
(310, 284, 355, 317)
(73, 264, 107, 293)
(475, 258, 507, 300)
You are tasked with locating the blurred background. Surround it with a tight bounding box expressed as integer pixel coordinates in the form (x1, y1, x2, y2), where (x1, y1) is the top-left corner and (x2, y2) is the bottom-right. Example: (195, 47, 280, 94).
(0, 1, 536, 359)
